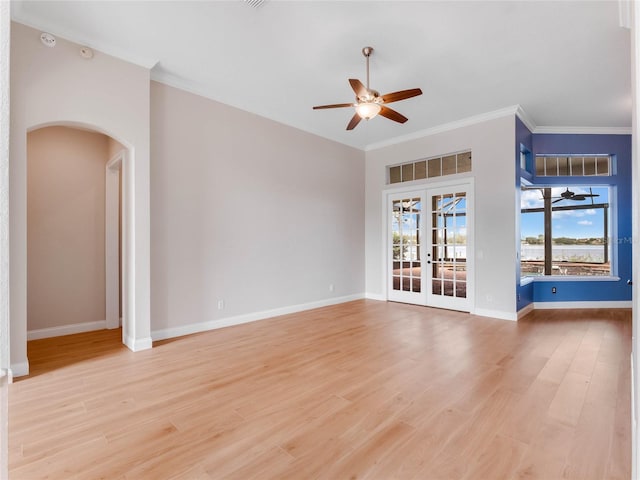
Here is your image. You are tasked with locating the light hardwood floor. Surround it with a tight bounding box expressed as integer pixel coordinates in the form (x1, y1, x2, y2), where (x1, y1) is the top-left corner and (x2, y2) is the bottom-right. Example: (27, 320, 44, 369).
(9, 300, 631, 479)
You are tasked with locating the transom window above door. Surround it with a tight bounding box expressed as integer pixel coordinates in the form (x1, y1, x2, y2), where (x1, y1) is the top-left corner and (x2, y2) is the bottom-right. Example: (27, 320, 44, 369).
(388, 151, 472, 184)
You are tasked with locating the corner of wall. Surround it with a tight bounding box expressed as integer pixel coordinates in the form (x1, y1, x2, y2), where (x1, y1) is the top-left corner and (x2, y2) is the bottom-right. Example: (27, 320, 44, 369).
(123, 335, 152, 352)
(517, 303, 535, 319)
(9, 360, 29, 379)
(473, 308, 518, 322)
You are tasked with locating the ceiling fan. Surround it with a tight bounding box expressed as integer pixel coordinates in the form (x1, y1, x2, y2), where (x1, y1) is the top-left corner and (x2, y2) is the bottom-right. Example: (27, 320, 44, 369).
(313, 46, 423, 131)
(537, 187, 600, 203)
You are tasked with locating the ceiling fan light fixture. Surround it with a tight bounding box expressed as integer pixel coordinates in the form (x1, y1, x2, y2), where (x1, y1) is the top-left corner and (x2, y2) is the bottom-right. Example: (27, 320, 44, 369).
(355, 102, 381, 119)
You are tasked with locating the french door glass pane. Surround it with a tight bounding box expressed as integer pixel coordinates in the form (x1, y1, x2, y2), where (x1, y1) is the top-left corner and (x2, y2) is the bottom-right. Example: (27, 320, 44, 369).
(391, 197, 421, 293)
(431, 192, 467, 298)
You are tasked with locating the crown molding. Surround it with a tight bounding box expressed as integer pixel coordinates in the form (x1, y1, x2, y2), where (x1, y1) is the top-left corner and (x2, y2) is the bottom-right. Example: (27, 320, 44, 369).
(10, 16, 159, 70)
(364, 105, 630, 151)
(156, 71, 635, 148)
(365, 105, 521, 152)
(158, 73, 639, 147)
(515, 105, 537, 133)
(151, 70, 225, 106)
(533, 125, 632, 135)
(514, 105, 631, 135)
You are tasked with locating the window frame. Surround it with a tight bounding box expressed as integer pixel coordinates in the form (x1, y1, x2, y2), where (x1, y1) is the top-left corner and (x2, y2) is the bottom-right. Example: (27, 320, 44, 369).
(520, 181, 618, 283)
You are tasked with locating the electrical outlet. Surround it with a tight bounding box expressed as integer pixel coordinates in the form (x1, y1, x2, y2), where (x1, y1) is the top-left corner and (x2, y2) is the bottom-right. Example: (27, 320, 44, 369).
(217, 299, 224, 310)
(329, 284, 334, 292)
(551, 287, 557, 294)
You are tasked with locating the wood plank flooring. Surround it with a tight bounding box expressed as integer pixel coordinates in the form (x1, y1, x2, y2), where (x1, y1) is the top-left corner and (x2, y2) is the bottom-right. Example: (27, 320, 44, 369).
(8, 300, 631, 479)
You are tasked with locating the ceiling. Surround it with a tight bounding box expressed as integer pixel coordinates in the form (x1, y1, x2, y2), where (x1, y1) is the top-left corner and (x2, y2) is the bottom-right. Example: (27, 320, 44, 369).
(11, 1, 631, 151)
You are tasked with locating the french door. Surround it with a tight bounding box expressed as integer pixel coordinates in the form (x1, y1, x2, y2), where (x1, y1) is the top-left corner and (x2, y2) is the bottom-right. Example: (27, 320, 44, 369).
(389, 193, 424, 304)
(388, 182, 472, 312)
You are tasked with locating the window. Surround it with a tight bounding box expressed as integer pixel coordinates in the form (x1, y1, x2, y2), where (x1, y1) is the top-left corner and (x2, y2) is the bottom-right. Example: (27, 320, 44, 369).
(520, 146, 531, 174)
(388, 151, 471, 184)
(521, 186, 610, 277)
(535, 155, 611, 177)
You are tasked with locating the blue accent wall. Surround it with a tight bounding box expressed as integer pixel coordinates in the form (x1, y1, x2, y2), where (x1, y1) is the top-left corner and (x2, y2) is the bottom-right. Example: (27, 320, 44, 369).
(524, 132, 632, 304)
(516, 117, 534, 311)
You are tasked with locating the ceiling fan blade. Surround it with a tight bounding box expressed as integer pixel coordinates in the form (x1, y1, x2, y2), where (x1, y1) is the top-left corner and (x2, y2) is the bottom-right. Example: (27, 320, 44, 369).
(349, 79, 368, 98)
(381, 88, 423, 104)
(346, 113, 362, 130)
(313, 103, 354, 110)
(379, 106, 408, 124)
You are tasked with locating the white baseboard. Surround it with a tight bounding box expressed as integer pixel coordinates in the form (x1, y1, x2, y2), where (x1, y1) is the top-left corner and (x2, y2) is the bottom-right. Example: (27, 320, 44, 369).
(9, 360, 29, 378)
(473, 308, 517, 321)
(123, 335, 152, 352)
(27, 320, 107, 340)
(517, 303, 535, 319)
(533, 300, 632, 309)
(365, 292, 386, 301)
(152, 293, 365, 341)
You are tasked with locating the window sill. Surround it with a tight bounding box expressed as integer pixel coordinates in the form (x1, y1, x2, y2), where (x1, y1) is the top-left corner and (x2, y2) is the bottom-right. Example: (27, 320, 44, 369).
(523, 275, 620, 283)
(520, 277, 534, 286)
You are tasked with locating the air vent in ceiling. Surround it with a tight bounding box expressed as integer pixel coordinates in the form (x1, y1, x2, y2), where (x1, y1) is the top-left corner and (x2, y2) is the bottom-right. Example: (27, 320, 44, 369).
(244, 0, 267, 8)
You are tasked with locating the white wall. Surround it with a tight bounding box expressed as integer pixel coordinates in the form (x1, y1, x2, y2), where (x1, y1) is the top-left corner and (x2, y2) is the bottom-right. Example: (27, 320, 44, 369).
(27, 126, 109, 332)
(365, 114, 516, 319)
(10, 22, 152, 374)
(150, 81, 365, 336)
(107, 137, 124, 320)
(0, 4, 10, 477)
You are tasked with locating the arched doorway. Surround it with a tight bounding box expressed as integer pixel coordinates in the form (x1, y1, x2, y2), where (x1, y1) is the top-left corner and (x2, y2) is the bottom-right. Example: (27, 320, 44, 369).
(24, 122, 144, 356)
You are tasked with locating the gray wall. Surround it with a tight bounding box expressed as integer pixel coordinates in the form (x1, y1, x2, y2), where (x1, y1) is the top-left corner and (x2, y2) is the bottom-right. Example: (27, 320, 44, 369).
(150, 81, 366, 335)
